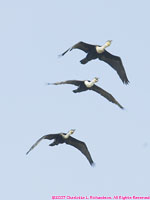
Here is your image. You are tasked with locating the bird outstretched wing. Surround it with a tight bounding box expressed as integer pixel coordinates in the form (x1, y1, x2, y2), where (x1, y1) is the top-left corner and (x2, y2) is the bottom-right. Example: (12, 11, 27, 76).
(65, 136, 94, 166)
(98, 50, 129, 84)
(26, 134, 58, 155)
(59, 41, 95, 56)
(47, 80, 83, 86)
(91, 85, 124, 109)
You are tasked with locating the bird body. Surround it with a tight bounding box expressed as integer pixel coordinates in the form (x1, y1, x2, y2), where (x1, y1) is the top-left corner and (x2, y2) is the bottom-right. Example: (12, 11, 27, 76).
(26, 129, 94, 166)
(47, 77, 124, 109)
(59, 40, 129, 84)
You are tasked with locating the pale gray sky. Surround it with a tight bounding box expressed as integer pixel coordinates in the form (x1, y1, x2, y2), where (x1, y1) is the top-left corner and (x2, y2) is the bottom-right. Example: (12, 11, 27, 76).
(0, 0, 150, 199)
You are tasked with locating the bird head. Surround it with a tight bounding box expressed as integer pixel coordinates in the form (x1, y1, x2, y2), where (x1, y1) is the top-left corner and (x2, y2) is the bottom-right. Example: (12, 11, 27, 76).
(69, 129, 76, 135)
(105, 40, 112, 47)
(93, 77, 99, 83)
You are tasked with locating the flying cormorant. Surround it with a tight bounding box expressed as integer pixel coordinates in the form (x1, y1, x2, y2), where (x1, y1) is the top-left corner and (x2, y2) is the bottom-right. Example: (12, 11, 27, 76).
(26, 129, 94, 166)
(47, 77, 124, 109)
(59, 40, 129, 84)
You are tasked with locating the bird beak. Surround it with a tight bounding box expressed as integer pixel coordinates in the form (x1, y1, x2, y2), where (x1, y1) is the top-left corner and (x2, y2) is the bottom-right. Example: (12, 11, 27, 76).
(94, 77, 99, 82)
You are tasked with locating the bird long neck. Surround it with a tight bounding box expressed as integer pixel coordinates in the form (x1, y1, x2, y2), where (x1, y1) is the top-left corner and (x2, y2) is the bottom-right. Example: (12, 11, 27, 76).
(61, 131, 72, 139)
(84, 78, 97, 88)
(96, 41, 110, 53)
(103, 41, 110, 49)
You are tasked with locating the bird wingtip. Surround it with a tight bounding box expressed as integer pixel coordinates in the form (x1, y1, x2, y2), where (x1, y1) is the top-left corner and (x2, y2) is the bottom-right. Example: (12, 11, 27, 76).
(122, 107, 126, 111)
(58, 54, 63, 58)
(125, 81, 130, 85)
(116, 101, 124, 110)
(121, 104, 124, 109)
(120, 105, 124, 110)
(46, 82, 53, 85)
(123, 79, 130, 85)
(91, 162, 96, 167)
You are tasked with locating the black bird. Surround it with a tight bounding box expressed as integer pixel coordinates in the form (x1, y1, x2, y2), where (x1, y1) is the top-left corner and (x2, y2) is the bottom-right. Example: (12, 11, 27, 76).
(26, 129, 94, 166)
(47, 77, 124, 109)
(59, 40, 129, 84)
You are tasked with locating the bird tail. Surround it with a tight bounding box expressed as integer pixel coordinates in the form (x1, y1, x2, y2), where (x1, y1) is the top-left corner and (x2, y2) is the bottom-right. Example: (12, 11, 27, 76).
(72, 89, 79, 93)
(49, 141, 58, 146)
(26, 135, 46, 155)
(80, 58, 88, 64)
